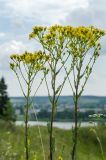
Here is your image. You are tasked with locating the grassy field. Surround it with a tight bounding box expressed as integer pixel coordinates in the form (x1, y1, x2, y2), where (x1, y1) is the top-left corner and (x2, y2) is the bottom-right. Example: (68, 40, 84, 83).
(0, 121, 106, 160)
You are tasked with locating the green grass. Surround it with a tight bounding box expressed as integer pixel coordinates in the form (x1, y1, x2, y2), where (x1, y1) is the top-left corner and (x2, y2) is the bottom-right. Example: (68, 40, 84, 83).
(0, 120, 106, 160)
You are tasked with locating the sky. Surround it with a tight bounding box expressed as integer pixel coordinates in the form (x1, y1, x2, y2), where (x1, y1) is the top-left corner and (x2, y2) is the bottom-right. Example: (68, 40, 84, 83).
(0, 0, 106, 96)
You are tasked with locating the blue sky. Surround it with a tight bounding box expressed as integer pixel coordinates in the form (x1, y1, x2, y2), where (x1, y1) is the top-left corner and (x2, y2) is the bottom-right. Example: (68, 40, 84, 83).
(0, 0, 106, 96)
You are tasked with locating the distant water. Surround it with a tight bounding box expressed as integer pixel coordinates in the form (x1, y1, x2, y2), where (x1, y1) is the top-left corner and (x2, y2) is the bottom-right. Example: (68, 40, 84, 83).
(15, 121, 94, 130)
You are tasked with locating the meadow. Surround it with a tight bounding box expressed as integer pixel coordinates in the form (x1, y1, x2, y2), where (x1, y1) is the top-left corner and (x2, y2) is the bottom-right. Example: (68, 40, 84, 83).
(0, 121, 106, 160)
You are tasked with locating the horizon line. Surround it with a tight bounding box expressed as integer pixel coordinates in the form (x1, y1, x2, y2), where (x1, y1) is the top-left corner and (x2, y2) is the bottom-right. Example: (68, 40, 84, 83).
(10, 95, 106, 98)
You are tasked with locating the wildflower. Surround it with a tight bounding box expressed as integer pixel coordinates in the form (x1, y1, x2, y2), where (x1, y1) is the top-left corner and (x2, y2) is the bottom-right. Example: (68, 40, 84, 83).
(20, 155, 24, 160)
(29, 25, 105, 59)
(10, 51, 50, 73)
(33, 153, 37, 160)
(58, 155, 63, 160)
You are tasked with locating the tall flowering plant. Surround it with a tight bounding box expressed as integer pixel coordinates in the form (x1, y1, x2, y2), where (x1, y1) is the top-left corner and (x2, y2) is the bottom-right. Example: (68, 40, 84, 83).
(10, 51, 50, 160)
(29, 25, 75, 160)
(61, 26, 105, 160)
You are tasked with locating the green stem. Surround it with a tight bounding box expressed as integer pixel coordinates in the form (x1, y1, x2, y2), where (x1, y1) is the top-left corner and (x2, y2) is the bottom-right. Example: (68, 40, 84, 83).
(49, 66, 56, 160)
(50, 102, 55, 160)
(71, 94, 78, 160)
(25, 74, 30, 160)
(92, 128, 104, 160)
(97, 136, 104, 160)
(25, 96, 29, 160)
(71, 58, 82, 160)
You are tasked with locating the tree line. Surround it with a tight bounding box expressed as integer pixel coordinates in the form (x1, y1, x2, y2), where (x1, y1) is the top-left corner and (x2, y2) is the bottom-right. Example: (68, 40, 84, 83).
(0, 77, 16, 122)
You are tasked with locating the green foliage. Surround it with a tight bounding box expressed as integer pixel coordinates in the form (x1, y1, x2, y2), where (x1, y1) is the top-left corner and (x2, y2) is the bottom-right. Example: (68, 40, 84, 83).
(0, 77, 9, 116)
(0, 123, 106, 160)
(3, 101, 16, 122)
(0, 77, 16, 122)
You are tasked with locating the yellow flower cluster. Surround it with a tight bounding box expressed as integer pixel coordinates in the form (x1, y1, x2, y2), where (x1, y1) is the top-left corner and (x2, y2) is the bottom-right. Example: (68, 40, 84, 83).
(10, 51, 50, 71)
(58, 155, 63, 160)
(10, 51, 49, 63)
(29, 25, 105, 56)
(29, 26, 47, 39)
(29, 25, 105, 42)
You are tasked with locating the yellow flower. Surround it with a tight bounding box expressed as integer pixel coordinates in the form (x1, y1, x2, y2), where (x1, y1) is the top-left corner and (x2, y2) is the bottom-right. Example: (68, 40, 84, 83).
(29, 26, 46, 39)
(10, 63, 15, 70)
(58, 155, 63, 160)
(20, 155, 24, 160)
(10, 51, 50, 73)
(29, 32, 36, 39)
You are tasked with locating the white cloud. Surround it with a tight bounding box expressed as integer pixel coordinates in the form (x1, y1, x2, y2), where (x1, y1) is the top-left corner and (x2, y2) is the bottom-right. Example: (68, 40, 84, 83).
(5, 0, 88, 13)
(0, 32, 6, 38)
(0, 40, 26, 56)
(0, 0, 89, 24)
(63, 0, 106, 29)
(0, 40, 27, 70)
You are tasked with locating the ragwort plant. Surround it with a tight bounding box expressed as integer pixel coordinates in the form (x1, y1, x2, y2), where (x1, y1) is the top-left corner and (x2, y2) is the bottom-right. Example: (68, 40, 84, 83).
(61, 26, 105, 160)
(9, 25, 105, 160)
(10, 51, 50, 160)
(29, 25, 75, 160)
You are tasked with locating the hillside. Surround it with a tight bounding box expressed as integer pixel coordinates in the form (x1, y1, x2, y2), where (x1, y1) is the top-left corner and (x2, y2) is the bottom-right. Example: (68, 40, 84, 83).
(0, 121, 106, 160)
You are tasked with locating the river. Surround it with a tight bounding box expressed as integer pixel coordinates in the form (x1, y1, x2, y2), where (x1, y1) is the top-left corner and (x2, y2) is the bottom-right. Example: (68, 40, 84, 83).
(15, 121, 94, 130)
